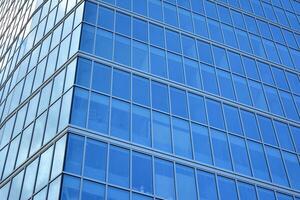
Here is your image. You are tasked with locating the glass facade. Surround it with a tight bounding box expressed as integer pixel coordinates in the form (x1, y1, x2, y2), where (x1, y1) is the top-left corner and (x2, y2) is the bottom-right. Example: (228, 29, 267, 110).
(0, 0, 300, 199)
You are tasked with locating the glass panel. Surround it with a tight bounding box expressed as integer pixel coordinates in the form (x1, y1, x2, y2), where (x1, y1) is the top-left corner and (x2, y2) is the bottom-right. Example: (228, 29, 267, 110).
(188, 93, 206, 124)
(132, 105, 151, 147)
(224, 104, 242, 135)
(64, 134, 84, 175)
(170, 87, 188, 118)
(82, 180, 105, 200)
(112, 69, 130, 100)
(192, 123, 212, 164)
(176, 165, 197, 200)
(153, 111, 172, 153)
(61, 175, 80, 200)
(197, 170, 218, 200)
(237, 182, 257, 200)
(218, 176, 238, 200)
(206, 99, 224, 129)
(110, 99, 130, 140)
(173, 117, 192, 159)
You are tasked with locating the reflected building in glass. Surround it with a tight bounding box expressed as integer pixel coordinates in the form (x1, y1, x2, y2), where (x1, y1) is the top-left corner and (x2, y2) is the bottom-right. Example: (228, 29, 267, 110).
(0, 0, 300, 199)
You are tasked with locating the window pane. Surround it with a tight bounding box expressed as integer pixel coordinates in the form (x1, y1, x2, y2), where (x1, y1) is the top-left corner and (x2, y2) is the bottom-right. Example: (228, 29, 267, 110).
(197, 40, 213, 64)
(184, 59, 202, 89)
(173, 117, 192, 159)
(188, 93, 206, 124)
(282, 151, 300, 190)
(170, 87, 188, 118)
(95, 28, 113, 59)
(224, 105, 242, 135)
(108, 187, 129, 200)
(237, 182, 257, 200)
(151, 81, 169, 112)
(108, 146, 130, 187)
(167, 53, 185, 84)
(257, 188, 276, 200)
(80, 24, 95, 54)
(115, 12, 131, 36)
(274, 121, 294, 151)
(132, 106, 151, 147)
(197, 170, 218, 200)
(257, 115, 278, 146)
(64, 134, 84, 175)
(201, 64, 219, 95)
(82, 180, 105, 200)
(92, 62, 111, 94)
(71, 88, 89, 127)
(114, 35, 131, 66)
(218, 176, 238, 200)
(150, 46, 167, 78)
(61, 175, 80, 200)
(112, 69, 130, 100)
(153, 111, 172, 153)
(133, 18, 148, 42)
(240, 110, 260, 140)
(98, 6, 114, 30)
(217, 69, 235, 100)
(206, 99, 224, 129)
(192, 123, 212, 164)
(110, 99, 130, 140)
(176, 165, 197, 200)
(132, 41, 149, 72)
(75, 57, 92, 88)
(132, 76, 150, 106)
(84, 139, 107, 181)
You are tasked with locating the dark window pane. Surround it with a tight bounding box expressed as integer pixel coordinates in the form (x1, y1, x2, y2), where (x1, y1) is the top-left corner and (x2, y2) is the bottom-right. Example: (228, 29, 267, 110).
(98, 6, 114, 30)
(115, 12, 131, 36)
(64, 134, 84, 175)
(82, 180, 105, 200)
(61, 175, 80, 200)
(84, 2, 97, 24)
(71, 88, 89, 127)
(76, 57, 92, 88)
(92, 62, 111, 94)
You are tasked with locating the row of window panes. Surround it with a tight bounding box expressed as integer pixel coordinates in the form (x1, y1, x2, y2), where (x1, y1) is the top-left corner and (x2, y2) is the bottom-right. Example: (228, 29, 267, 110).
(88, 0, 300, 69)
(79, 26, 300, 123)
(63, 133, 300, 199)
(0, 21, 80, 125)
(0, 136, 66, 200)
(0, 62, 74, 180)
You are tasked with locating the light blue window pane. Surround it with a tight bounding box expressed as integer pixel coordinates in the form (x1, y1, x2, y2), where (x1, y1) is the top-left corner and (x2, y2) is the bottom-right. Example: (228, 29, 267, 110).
(132, 41, 149, 72)
(155, 158, 175, 199)
(132, 152, 153, 194)
(211, 129, 232, 170)
(82, 180, 105, 200)
(274, 121, 294, 151)
(176, 165, 197, 200)
(61, 175, 80, 200)
(276, 44, 293, 68)
(282, 29, 297, 49)
(257, 20, 272, 39)
(149, 23, 164, 48)
(257, 115, 278, 146)
(168, 53, 185, 84)
(197, 170, 218, 200)
(217, 69, 235, 100)
(208, 19, 223, 43)
(133, 0, 147, 16)
(149, 0, 163, 21)
(92, 62, 111, 94)
(178, 8, 193, 32)
(108, 146, 130, 187)
(150, 46, 167, 78)
(286, 72, 300, 95)
(71, 88, 89, 127)
(290, 49, 300, 71)
(192, 123, 212, 164)
(279, 91, 299, 121)
(133, 18, 148, 42)
(272, 67, 289, 90)
(64, 134, 84, 175)
(108, 187, 129, 200)
(236, 29, 252, 54)
(221, 24, 238, 48)
(218, 5, 232, 24)
(264, 86, 284, 116)
(248, 141, 270, 181)
(257, 62, 274, 85)
(182, 35, 197, 59)
(133, 76, 150, 106)
(249, 34, 266, 58)
(84, 2, 97, 24)
(224, 105, 243, 135)
(164, 3, 178, 27)
(95, 28, 113, 59)
(229, 135, 251, 175)
(263, 39, 280, 63)
(201, 64, 219, 95)
(132, 106, 151, 147)
(111, 99, 130, 140)
(212, 46, 229, 70)
(197, 40, 213, 64)
(188, 93, 206, 124)
(231, 10, 245, 29)
(112, 69, 130, 100)
(248, 80, 268, 111)
(80, 24, 95, 54)
(114, 35, 131, 66)
(191, 0, 204, 14)
(170, 87, 188, 118)
(262, 2, 276, 22)
(204, 1, 218, 20)
(184, 58, 202, 89)
(266, 146, 289, 186)
(218, 176, 238, 200)
(233, 75, 252, 106)
(116, 12, 131, 36)
(282, 151, 300, 190)
(257, 187, 276, 200)
(177, 0, 190, 9)
(98, 6, 114, 31)
(173, 117, 192, 159)
(151, 81, 169, 112)
(206, 99, 224, 129)
(290, 126, 300, 153)
(270, 24, 284, 44)
(76, 57, 92, 88)
(193, 14, 208, 38)
(277, 193, 293, 200)
(244, 15, 258, 34)
(88, 93, 109, 134)
(237, 182, 257, 200)
(84, 139, 107, 181)
(243, 56, 259, 80)
(252, 1, 264, 17)
(153, 112, 172, 153)
(166, 30, 181, 53)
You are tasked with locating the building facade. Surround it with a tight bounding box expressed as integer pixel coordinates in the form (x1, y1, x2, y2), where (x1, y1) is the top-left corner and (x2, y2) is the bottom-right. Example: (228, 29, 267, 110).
(0, 0, 300, 199)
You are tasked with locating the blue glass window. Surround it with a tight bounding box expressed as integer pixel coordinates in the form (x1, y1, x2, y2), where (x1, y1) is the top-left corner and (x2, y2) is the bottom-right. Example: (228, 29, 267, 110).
(282, 152, 300, 190)
(191, 0, 204, 14)
(217, 69, 235, 100)
(164, 3, 178, 27)
(150, 47, 167, 78)
(192, 124, 212, 164)
(240, 110, 260, 140)
(248, 80, 268, 111)
(211, 129, 232, 170)
(151, 81, 169, 112)
(238, 182, 257, 200)
(242, 56, 259, 80)
(178, 8, 193, 32)
(206, 99, 224, 129)
(108, 146, 130, 187)
(110, 99, 130, 140)
(170, 87, 188, 118)
(248, 141, 270, 181)
(204, 1, 218, 20)
(132, 152, 153, 194)
(84, 139, 107, 181)
(244, 15, 258, 34)
(149, 0, 163, 21)
(233, 75, 252, 106)
(222, 24, 238, 48)
(236, 29, 252, 54)
(272, 67, 289, 90)
(257, 20, 272, 39)
(197, 40, 213, 64)
(132, 41, 149, 72)
(188, 93, 206, 124)
(182, 35, 197, 59)
(228, 51, 244, 75)
(197, 170, 218, 200)
(64, 134, 84, 175)
(88, 93, 109, 134)
(257, 116, 278, 146)
(133, 0, 147, 15)
(279, 91, 299, 121)
(82, 180, 105, 200)
(201, 64, 219, 95)
(208, 19, 223, 43)
(132, 76, 150, 106)
(98, 6, 114, 31)
(176, 165, 197, 200)
(95, 28, 113, 60)
(133, 18, 148, 42)
(212, 46, 229, 70)
(224, 105, 242, 135)
(166, 30, 181, 53)
(154, 158, 175, 199)
(231, 10, 245, 29)
(168, 53, 185, 84)
(92, 62, 111, 94)
(71, 88, 89, 127)
(274, 121, 294, 151)
(263, 39, 280, 63)
(218, 176, 238, 200)
(76, 57, 92, 88)
(115, 12, 131, 36)
(257, 188, 276, 200)
(264, 86, 284, 116)
(218, 5, 232, 24)
(184, 58, 202, 89)
(193, 14, 208, 38)
(153, 112, 172, 153)
(114, 35, 131, 66)
(112, 69, 130, 100)
(80, 24, 95, 54)
(277, 193, 293, 200)
(173, 117, 192, 159)
(257, 62, 274, 85)
(132, 106, 151, 147)
(84, 2, 97, 24)
(149, 24, 164, 48)
(108, 187, 129, 200)
(61, 175, 80, 200)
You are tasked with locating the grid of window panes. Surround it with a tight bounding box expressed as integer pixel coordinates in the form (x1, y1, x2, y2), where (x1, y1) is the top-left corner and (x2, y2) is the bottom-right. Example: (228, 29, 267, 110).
(0, 134, 66, 200)
(72, 55, 300, 193)
(80, 1, 300, 124)
(62, 133, 300, 200)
